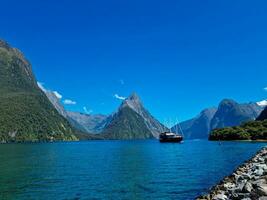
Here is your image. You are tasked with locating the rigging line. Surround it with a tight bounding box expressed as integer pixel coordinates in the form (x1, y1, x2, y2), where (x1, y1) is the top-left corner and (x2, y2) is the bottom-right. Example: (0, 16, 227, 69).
(176, 117, 184, 137)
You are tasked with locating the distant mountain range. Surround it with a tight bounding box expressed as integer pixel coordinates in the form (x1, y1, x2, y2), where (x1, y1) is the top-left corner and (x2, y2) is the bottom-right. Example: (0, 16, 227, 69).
(66, 111, 109, 134)
(172, 99, 264, 139)
(0, 40, 77, 143)
(1, 39, 265, 142)
(45, 81, 265, 140)
(43, 90, 90, 133)
(43, 89, 168, 139)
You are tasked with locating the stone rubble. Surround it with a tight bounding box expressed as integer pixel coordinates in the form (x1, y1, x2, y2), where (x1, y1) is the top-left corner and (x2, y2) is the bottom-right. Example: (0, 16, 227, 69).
(197, 147, 267, 200)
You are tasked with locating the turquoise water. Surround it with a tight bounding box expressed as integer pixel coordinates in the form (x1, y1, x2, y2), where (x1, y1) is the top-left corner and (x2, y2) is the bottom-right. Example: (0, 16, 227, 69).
(0, 140, 266, 200)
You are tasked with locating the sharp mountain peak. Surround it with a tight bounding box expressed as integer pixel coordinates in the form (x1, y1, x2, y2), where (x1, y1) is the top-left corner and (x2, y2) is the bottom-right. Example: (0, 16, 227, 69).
(121, 92, 143, 113)
(127, 92, 140, 101)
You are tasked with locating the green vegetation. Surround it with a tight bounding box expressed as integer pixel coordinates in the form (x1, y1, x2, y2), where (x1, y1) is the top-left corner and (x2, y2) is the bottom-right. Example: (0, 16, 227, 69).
(209, 120, 267, 141)
(102, 106, 153, 139)
(0, 40, 77, 143)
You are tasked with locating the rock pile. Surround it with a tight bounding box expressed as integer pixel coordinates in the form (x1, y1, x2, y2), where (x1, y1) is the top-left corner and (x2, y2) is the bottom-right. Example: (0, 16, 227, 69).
(197, 147, 267, 200)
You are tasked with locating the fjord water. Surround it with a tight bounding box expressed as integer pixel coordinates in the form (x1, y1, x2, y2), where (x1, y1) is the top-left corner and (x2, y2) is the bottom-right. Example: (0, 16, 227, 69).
(0, 140, 266, 200)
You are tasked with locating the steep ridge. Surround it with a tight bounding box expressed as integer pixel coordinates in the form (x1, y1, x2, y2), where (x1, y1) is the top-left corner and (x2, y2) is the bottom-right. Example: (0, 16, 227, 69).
(42, 90, 88, 133)
(257, 106, 267, 121)
(0, 40, 77, 142)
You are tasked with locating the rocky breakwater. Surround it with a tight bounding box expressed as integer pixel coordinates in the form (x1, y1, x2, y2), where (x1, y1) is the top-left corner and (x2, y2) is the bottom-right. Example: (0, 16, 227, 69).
(197, 147, 267, 200)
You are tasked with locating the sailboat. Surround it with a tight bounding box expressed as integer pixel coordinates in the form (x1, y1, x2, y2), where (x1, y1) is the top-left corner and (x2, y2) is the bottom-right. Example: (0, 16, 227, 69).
(159, 118, 184, 143)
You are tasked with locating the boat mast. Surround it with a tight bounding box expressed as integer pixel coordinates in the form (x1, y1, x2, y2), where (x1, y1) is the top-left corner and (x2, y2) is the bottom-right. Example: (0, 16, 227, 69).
(169, 118, 172, 133)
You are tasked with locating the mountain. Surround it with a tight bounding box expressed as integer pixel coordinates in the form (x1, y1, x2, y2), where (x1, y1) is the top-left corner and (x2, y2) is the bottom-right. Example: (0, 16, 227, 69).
(44, 90, 68, 118)
(0, 40, 77, 143)
(39, 87, 110, 134)
(42, 86, 160, 139)
(44, 91, 166, 139)
(42, 90, 90, 133)
(210, 99, 262, 130)
(256, 99, 267, 107)
(172, 108, 217, 139)
(66, 112, 109, 133)
(101, 93, 167, 139)
(210, 101, 267, 141)
(257, 106, 267, 121)
(171, 99, 263, 140)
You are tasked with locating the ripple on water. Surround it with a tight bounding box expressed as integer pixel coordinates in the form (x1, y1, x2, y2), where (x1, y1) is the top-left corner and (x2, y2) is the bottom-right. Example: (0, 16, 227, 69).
(0, 140, 266, 200)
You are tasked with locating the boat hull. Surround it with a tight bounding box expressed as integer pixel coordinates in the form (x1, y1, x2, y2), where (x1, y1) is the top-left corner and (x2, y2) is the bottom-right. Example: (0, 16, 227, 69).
(159, 132, 183, 143)
(159, 137, 183, 143)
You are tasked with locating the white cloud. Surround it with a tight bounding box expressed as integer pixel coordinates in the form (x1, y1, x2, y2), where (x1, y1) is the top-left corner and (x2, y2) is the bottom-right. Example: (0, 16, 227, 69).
(264, 87, 267, 91)
(37, 81, 77, 106)
(257, 100, 267, 107)
(37, 82, 47, 92)
(83, 106, 93, 114)
(63, 99, 77, 105)
(37, 82, 63, 99)
(53, 91, 62, 99)
(114, 94, 126, 100)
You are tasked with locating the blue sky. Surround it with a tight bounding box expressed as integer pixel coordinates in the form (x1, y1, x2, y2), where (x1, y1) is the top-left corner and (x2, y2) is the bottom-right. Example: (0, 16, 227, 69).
(1, 0, 267, 124)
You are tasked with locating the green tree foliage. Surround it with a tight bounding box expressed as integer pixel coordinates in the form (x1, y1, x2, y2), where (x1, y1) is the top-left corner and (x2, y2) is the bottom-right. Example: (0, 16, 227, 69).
(0, 40, 77, 143)
(209, 120, 267, 141)
(102, 106, 153, 139)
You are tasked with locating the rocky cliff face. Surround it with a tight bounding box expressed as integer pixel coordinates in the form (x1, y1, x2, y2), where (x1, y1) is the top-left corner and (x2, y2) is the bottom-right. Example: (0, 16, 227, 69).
(44, 90, 68, 118)
(0, 40, 77, 142)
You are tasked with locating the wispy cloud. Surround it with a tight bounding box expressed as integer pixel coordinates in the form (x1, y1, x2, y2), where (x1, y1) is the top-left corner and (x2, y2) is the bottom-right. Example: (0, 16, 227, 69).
(83, 106, 93, 114)
(53, 91, 62, 99)
(264, 87, 267, 91)
(114, 94, 126, 100)
(37, 82, 62, 100)
(37, 82, 47, 92)
(63, 99, 77, 105)
(37, 81, 77, 105)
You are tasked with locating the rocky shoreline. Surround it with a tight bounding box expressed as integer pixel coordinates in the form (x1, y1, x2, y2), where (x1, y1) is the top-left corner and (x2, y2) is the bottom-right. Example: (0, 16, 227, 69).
(197, 147, 267, 200)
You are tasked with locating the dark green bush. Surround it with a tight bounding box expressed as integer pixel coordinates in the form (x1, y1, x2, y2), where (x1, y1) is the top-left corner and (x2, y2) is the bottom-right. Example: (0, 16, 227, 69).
(210, 120, 267, 141)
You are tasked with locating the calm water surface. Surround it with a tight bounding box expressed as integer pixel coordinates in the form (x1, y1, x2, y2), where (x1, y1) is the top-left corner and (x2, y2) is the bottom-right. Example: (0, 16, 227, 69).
(0, 140, 266, 200)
